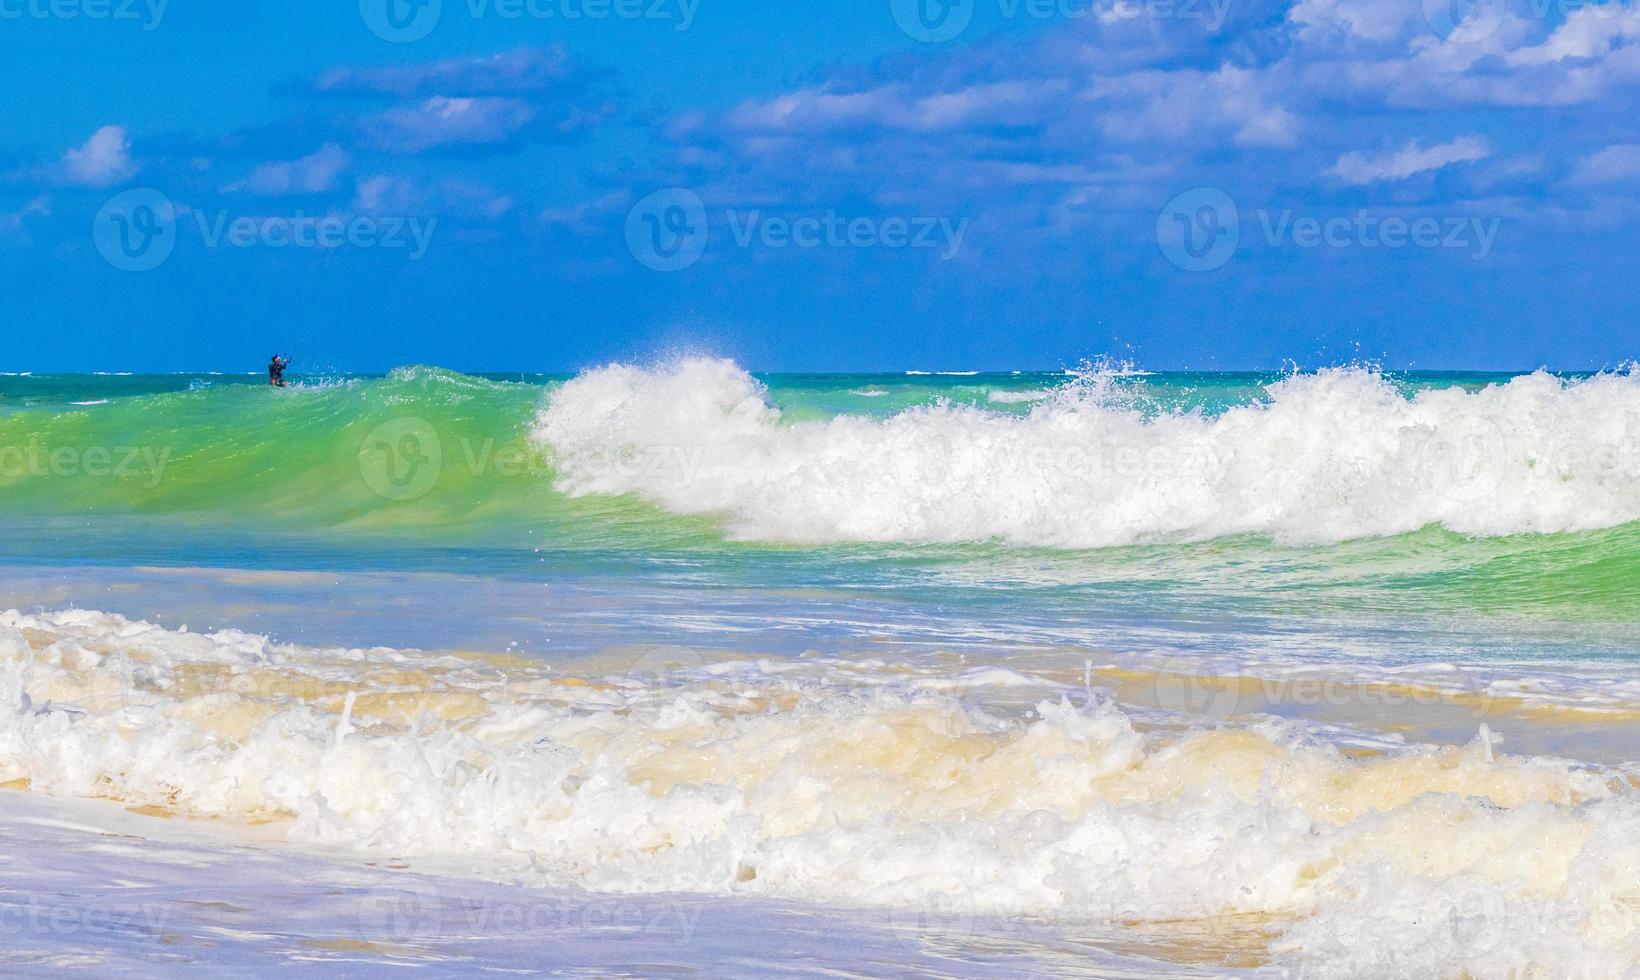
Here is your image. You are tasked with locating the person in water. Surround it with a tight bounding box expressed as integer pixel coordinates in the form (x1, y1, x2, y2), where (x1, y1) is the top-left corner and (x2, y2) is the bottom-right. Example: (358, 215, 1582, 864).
(268, 354, 290, 387)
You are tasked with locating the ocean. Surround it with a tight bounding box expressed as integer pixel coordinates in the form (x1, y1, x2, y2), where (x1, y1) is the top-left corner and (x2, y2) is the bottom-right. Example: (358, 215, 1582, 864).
(2, 360, 1639, 977)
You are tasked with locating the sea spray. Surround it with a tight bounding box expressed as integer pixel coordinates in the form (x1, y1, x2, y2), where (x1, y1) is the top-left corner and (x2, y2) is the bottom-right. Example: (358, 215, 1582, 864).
(535, 358, 1640, 547)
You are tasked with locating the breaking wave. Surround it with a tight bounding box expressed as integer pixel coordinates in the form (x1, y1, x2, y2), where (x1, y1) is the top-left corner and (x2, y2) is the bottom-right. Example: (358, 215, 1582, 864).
(535, 358, 1640, 547)
(6, 608, 1640, 976)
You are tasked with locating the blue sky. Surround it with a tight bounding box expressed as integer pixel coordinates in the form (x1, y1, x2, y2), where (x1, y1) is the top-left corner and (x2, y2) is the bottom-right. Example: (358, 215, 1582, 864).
(1, 0, 1637, 372)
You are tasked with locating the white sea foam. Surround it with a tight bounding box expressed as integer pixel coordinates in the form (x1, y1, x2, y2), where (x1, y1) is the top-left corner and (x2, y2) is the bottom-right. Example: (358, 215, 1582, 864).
(533, 358, 1640, 547)
(5, 608, 1640, 976)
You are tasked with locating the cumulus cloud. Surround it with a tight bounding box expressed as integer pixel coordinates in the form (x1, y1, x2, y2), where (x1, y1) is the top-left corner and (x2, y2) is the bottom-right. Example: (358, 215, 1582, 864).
(59, 126, 137, 187)
(1287, 0, 1420, 42)
(237, 144, 351, 195)
(298, 47, 613, 157)
(1567, 143, 1640, 185)
(0, 195, 50, 245)
(1329, 137, 1492, 184)
(1505, 4, 1640, 67)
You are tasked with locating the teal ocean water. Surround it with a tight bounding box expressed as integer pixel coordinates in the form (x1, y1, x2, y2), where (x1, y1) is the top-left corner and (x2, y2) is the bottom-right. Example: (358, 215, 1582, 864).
(2, 362, 1636, 627)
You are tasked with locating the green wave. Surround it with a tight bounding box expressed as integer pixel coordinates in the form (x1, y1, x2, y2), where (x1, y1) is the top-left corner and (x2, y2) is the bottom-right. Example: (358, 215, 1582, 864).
(2, 368, 1637, 622)
(0, 368, 693, 546)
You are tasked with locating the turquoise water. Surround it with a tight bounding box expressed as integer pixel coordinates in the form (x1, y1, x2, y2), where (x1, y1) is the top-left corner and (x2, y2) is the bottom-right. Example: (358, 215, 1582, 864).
(1, 365, 1635, 627)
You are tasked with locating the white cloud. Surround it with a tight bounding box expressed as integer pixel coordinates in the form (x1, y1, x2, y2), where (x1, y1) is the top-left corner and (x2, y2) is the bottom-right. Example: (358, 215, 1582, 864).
(351, 174, 515, 220)
(239, 144, 351, 195)
(1506, 4, 1640, 67)
(372, 97, 535, 153)
(725, 80, 1065, 135)
(59, 126, 137, 187)
(0, 195, 51, 245)
(1568, 143, 1640, 185)
(1096, 67, 1300, 150)
(1287, 0, 1419, 43)
(1330, 136, 1492, 184)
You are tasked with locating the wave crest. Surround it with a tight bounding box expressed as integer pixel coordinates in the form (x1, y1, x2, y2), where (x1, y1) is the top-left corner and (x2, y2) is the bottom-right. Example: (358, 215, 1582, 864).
(533, 358, 1640, 547)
